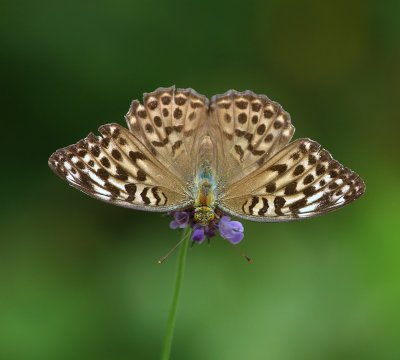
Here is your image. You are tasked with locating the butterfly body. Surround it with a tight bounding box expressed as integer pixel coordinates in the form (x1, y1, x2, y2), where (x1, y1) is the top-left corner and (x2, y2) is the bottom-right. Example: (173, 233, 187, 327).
(193, 160, 217, 225)
(49, 86, 365, 226)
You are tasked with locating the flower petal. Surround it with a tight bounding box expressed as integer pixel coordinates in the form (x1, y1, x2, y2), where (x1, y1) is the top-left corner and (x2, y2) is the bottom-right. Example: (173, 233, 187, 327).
(173, 211, 189, 228)
(229, 221, 244, 233)
(191, 226, 205, 243)
(228, 231, 244, 244)
(218, 217, 245, 244)
(169, 220, 179, 229)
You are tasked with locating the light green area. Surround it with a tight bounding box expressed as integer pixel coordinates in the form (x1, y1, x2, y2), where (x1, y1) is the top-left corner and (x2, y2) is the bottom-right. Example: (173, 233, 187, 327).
(161, 227, 191, 360)
(1, 0, 399, 359)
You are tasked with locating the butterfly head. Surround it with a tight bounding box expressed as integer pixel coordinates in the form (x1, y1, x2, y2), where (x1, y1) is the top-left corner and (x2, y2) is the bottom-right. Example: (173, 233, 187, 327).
(194, 206, 215, 226)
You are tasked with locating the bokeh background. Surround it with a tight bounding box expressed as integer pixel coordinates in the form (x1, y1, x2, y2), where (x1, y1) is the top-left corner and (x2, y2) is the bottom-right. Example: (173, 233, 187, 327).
(1, 0, 400, 359)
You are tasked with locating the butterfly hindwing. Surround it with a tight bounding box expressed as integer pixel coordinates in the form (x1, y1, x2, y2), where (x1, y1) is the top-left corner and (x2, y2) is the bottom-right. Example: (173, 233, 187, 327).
(125, 86, 209, 182)
(210, 90, 295, 185)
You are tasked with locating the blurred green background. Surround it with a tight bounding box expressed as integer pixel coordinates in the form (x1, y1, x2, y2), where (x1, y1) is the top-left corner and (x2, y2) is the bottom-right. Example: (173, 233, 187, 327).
(1, 0, 400, 359)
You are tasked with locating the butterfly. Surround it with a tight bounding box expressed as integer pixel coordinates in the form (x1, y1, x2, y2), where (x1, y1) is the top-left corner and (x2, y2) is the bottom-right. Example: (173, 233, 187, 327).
(48, 86, 365, 226)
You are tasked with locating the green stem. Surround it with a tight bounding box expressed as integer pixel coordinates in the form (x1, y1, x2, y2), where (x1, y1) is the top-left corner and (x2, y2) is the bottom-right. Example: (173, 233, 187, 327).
(160, 227, 191, 360)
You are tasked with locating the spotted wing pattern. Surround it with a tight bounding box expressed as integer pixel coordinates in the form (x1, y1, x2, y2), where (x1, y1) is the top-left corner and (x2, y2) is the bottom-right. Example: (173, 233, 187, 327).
(209, 90, 295, 185)
(48, 123, 190, 211)
(219, 139, 365, 221)
(49, 86, 365, 219)
(125, 86, 209, 182)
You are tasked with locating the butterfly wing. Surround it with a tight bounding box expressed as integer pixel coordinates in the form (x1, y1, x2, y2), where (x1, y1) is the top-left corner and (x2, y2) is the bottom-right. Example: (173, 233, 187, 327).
(126, 86, 209, 182)
(218, 138, 365, 221)
(209, 90, 295, 185)
(49, 123, 190, 211)
(49, 87, 210, 211)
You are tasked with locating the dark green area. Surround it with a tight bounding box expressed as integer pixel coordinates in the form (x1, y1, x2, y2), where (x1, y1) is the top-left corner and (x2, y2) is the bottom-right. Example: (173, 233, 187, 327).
(1, 0, 399, 359)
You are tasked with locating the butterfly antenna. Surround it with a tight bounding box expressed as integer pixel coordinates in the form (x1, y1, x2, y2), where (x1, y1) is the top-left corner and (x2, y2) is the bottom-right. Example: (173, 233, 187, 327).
(158, 236, 187, 264)
(242, 253, 253, 263)
(231, 245, 253, 263)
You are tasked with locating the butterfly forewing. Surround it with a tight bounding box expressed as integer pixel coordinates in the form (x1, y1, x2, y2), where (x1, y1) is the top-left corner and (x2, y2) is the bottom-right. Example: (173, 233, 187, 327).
(219, 138, 365, 221)
(48, 123, 190, 211)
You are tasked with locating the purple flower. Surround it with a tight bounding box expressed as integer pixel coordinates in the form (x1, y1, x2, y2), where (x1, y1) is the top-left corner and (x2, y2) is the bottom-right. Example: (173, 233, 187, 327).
(204, 226, 217, 238)
(218, 216, 244, 244)
(168, 210, 244, 245)
(169, 211, 190, 229)
(191, 224, 206, 243)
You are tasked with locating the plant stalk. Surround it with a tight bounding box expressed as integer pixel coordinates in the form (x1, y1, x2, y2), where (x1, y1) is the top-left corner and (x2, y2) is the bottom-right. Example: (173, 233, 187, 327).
(160, 227, 191, 360)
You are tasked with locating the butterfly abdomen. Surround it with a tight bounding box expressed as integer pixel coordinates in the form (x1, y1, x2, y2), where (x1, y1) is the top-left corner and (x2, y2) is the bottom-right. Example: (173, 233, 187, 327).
(194, 165, 216, 207)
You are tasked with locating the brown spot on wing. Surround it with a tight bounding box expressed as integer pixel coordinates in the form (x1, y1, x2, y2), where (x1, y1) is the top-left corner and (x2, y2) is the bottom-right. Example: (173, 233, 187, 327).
(161, 96, 171, 105)
(303, 186, 316, 196)
(100, 157, 111, 168)
(116, 165, 129, 181)
(293, 164, 305, 176)
(266, 182, 276, 193)
(258, 198, 269, 215)
(173, 108, 183, 119)
(140, 187, 150, 204)
(329, 182, 339, 190)
(251, 103, 262, 112)
(175, 96, 186, 105)
(235, 100, 248, 109)
(257, 124, 266, 135)
(248, 196, 258, 214)
(284, 181, 297, 195)
(303, 174, 314, 185)
(289, 198, 307, 212)
(91, 145, 100, 157)
(269, 164, 287, 174)
(316, 164, 326, 175)
(154, 116, 162, 127)
(264, 134, 273, 142)
(129, 151, 147, 163)
(234, 145, 244, 160)
(105, 182, 120, 197)
(147, 100, 158, 110)
(290, 152, 300, 160)
(308, 154, 317, 165)
(101, 138, 110, 148)
(190, 101, 203, 109)
(145, 123, 154, 133)
(274, 196, 286, 215)
(137, 110, 147, 118)
(136, 169, 147, 182)
(111, 149, 122, 161)
(97, 168, 109, 180)
(238, 113, 247, 124)
(264, 109, 273, 118)
(151, 187, 162, 205)
(125, 183, 137, 201)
